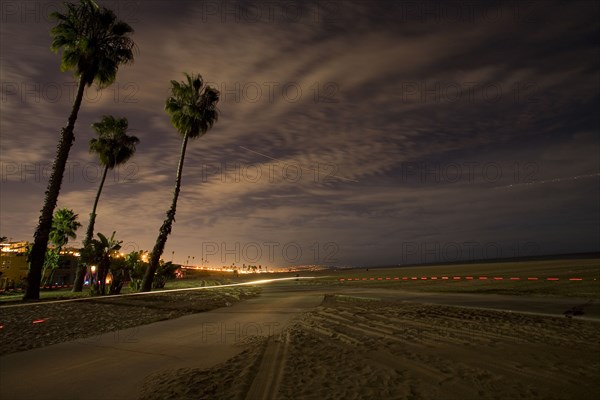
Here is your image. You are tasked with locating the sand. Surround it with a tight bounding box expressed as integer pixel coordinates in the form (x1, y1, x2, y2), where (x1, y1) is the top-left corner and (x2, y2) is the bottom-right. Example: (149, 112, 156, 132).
(0, 287, 260, 355)
(139, 295, 600, 400)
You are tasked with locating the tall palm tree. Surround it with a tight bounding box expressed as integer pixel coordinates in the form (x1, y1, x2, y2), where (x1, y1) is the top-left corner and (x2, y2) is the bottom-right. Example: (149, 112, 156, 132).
(72, 116, 139, 292)
(141, 73, 220, 291)
(44, 208, 82, 285)
(25, 0, 135, 300)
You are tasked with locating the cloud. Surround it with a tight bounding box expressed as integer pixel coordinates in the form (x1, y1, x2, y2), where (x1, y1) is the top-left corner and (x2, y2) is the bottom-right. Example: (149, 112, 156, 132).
(1, 0, 598, 266)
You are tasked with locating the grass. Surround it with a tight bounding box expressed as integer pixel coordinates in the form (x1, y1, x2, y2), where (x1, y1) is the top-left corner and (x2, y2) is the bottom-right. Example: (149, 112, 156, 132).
(0, 288, 95, 303)
(307, 258, 600, 298)
(0, 277, 253, 303)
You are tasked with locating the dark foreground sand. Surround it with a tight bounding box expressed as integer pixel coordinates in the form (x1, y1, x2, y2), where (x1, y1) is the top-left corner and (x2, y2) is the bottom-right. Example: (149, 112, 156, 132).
(140, 295, 600, 400)
(0, 287, 260, 355)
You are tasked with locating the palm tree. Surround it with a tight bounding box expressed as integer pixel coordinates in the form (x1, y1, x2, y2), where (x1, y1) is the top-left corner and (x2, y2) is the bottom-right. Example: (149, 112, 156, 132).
(44, 208, 81, 285)
(72, 116, 139, 292)
(83, 231, 122, 295)
(50, 208, 82, 251)
(24, 0, 135, 300)
(141, 73, 220, 291)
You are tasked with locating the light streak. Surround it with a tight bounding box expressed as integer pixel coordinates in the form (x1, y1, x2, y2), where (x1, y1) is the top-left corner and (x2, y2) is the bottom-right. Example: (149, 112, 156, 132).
(493, 172, 600, 190)
(0, 276, 321, 309)
(340, 276, 587, 282)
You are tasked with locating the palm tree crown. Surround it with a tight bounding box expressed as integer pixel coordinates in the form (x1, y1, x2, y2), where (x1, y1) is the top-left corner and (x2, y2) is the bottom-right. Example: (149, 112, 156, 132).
(50, 0, 135, 87)
(50, 208, 82, 251)
(165, 73, 220, 139)
(90, 116, 139, 168)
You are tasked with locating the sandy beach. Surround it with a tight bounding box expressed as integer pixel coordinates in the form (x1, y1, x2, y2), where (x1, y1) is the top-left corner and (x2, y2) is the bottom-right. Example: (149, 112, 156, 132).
(2, 281, 599, 400)
(140, 294, 600, 400)
(0, 287, 260, 355)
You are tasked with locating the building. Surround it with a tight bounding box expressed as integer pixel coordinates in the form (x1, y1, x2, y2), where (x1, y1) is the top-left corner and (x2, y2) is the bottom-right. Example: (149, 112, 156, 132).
(0, 242, 79, 289)
(0, 241, 29, 289)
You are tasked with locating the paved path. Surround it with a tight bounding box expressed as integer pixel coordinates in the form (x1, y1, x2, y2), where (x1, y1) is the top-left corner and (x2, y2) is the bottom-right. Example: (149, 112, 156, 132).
(0, 287, 325, 400)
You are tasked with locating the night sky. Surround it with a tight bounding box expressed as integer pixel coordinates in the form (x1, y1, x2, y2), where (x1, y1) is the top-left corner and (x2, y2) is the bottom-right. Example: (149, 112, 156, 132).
(1, 0, 598, 268)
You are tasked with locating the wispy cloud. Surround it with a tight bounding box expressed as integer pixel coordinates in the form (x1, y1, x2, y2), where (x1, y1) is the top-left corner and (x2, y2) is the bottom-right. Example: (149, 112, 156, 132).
(1, 0, 598, 266)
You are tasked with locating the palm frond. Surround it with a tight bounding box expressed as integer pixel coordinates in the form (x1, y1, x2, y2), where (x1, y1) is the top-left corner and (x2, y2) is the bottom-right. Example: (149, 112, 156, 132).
(49, 0, 135, 87)
(89, 115, 139, 168)
(165, 73, 220, 139)
(49, 208, 82, 249)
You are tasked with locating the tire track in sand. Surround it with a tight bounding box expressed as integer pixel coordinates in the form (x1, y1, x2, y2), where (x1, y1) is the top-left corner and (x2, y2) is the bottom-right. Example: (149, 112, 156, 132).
(245, 332, 290, 400)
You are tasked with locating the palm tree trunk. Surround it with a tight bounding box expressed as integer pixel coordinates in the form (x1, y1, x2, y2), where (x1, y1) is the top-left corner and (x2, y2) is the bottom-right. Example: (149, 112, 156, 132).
(141, 134, 189, 292)
(73, 164, 109, 292)
(98, 261, 108, 295)
(41, 265, 48, 287)
(24, 76, 87, 300)
(86, 164, 109, 244)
